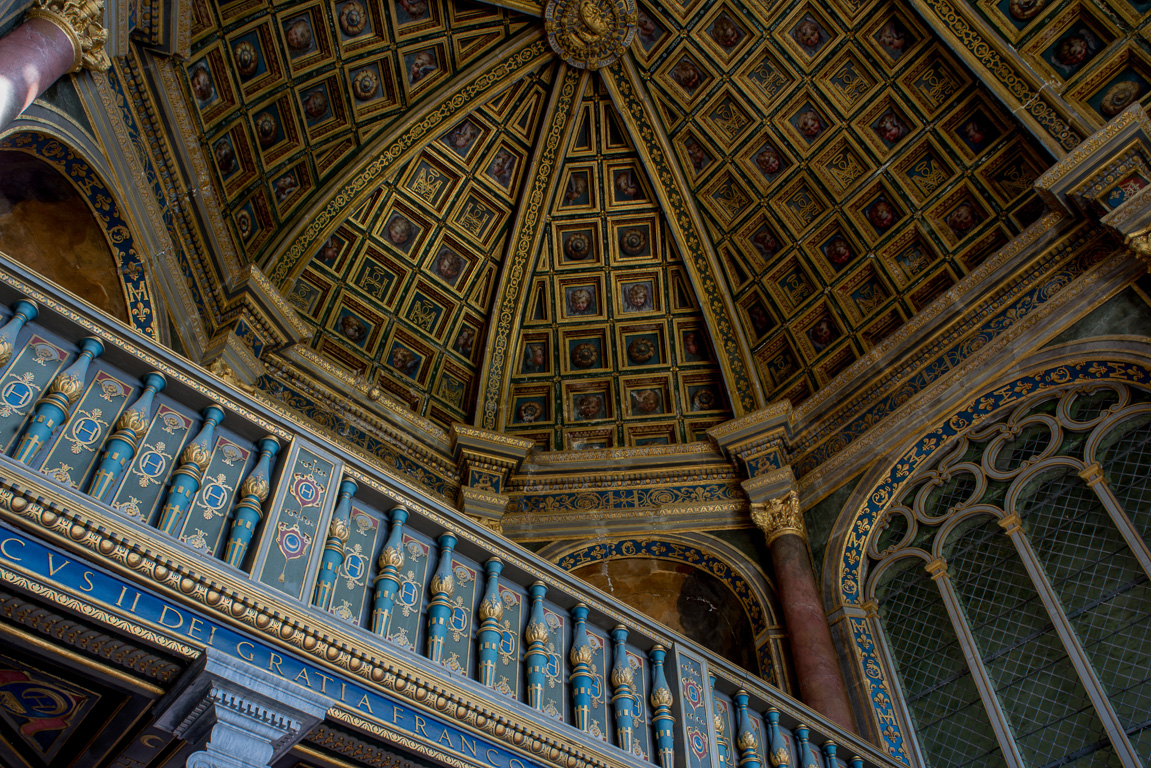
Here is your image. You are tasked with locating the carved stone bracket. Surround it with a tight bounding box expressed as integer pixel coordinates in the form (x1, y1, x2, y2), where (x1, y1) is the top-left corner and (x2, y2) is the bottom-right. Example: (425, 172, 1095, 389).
(153, 647, 331, 768)
(26, 0, 110, 71)
(451, 425, 533, 532)
(749, 490, 806, 546)
(202, 265, 309, 386)
(708, 403, 793, 484)
(1035, 103, 1151, 273)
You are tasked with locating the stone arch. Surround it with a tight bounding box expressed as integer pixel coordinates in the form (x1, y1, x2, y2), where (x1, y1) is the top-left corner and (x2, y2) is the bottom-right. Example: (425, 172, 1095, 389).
(825, 339, 1151, 763)
(541, 532, 790, 691)
(0, 130, 161, 341)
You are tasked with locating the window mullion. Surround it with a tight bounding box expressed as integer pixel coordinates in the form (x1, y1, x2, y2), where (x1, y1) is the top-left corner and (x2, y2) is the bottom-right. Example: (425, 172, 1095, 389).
(922, 556, 1027, 768)
(1081, 462, 1151, 581)
(997, 513, 1143, 768)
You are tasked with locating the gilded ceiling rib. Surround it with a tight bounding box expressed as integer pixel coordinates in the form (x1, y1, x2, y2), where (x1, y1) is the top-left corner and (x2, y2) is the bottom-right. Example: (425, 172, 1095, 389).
(264, 29, 553, 287)
(475, 64, 589, 432)
(601, 56, 763, 415)
(482, 0, 544, 17)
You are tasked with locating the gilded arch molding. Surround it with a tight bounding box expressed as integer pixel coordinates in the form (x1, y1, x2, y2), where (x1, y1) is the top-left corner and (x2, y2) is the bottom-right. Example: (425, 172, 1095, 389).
(540, 532, 789, 690)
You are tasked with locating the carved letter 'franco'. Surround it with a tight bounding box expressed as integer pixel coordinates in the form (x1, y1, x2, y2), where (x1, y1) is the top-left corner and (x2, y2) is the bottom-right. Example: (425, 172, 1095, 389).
(544, 0, 636, 70)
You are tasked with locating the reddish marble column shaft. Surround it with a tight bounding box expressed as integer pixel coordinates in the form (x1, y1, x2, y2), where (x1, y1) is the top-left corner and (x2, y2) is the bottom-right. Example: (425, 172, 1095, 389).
(0, 17, 77, 132)
(771, 531, 858, 733)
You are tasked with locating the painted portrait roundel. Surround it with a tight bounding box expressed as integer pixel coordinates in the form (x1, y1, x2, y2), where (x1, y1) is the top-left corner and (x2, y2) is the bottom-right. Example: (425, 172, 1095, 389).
(544, 0, 638, 69)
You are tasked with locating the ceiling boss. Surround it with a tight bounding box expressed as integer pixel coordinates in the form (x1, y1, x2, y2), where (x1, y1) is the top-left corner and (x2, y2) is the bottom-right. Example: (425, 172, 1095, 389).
(544, 0, 638, 69)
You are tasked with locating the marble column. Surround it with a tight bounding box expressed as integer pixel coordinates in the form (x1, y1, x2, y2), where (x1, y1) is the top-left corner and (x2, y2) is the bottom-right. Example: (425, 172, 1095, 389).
(0, 0, 109, 132)
(153, 647, 331, 768)
(752, 491, 857, 734)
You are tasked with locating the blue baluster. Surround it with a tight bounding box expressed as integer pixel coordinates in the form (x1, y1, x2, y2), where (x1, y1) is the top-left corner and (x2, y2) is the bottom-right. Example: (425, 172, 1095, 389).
(524, 581, 549, 710)
(223, 436, 280, 567)
(569, 604, 594, 731)
(370, 507, 407, 635)
(796, 725, 820, 768)
(312, 479, 357, 609)
(88, 372, 165, 500)
(766, 708, 792, 768)
(476, 558, 503, 687)
(649, 644, 675, 768)
(711, 674, 729, 767)
(735, 690, 762, 768)
(822, 741, 837, 768)
(157, 405, 224, 535)
(13, 337, 102, 464)
(610, 625, 635, 754)
(0, 300, 36, 370)
(426, 533, 456, 663)
(849, 757, 863, 768)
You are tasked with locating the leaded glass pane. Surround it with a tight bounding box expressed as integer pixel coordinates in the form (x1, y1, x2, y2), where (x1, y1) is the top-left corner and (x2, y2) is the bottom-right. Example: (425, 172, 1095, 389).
(1017, 470, 1151, 762)
(946, 516, 1118, 768)
(1099, 415, 1151, 549)
(876, 558, 1005, 768)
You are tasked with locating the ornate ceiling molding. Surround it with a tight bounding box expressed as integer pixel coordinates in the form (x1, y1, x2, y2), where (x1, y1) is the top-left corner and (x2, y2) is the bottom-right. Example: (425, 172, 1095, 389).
(265, 30, 554, 287)
(476, 65, 588, 431)
(601, 56, 763, 415)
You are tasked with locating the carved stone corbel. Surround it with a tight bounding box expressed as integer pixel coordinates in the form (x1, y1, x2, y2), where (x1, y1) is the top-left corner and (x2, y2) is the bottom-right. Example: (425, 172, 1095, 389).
(153, 647, 331, 768)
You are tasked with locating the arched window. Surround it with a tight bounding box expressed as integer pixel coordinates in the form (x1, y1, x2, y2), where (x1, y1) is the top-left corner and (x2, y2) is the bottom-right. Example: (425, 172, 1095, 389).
(867, 383, 1151, 767)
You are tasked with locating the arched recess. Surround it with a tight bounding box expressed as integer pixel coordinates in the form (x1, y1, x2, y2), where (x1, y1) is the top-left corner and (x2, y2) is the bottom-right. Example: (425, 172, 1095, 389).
(540, 533, 791, 693)
(0, 130, 162, 342)
(827, 340, 1151, 767)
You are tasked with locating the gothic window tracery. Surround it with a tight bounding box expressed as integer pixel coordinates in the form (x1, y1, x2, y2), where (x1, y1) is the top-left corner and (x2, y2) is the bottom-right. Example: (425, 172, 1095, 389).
(867, 382, 1151, 768)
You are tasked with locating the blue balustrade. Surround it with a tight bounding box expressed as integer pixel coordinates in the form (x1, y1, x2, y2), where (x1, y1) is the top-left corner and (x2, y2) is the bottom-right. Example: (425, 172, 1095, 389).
(88, 371, 165, 500)
(224, 436, 280, 567)
(313, 479, 357, 609)
(370, 506, 407, 635)
(157, 405, 224, 535)
(477, 558, 503, 688)
(0, 274, 902, 768)
(13, 336, 102, 463)
(426, 533, 456, 664)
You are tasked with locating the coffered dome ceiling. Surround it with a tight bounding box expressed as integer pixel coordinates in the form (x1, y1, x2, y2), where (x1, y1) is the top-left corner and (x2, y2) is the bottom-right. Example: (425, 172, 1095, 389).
(176, 0, 1072, 448)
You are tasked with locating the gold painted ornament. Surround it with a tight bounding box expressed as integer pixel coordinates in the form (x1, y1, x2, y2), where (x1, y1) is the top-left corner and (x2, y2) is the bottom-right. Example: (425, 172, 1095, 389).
(544, 0, 637, 70)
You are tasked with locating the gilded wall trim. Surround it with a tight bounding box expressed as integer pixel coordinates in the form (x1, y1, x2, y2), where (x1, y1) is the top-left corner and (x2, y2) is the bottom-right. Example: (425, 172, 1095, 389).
(798, 243, 1137, 501)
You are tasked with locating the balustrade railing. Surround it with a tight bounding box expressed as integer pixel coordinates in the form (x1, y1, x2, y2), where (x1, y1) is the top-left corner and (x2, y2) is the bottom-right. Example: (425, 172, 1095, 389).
(0, 260, 900, 768)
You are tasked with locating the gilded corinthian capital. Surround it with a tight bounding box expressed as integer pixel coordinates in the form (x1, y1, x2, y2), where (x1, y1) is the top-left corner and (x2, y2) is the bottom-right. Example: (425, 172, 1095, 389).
(749, 490, 806, 545)
(26, 0, 110, 72)
(1128, 231, 1151, 272)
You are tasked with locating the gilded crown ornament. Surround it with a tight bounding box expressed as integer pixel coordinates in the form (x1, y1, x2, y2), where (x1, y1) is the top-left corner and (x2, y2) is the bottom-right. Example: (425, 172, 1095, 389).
(180, 441, 212, 473)
(378, 541, 405, 569)
(26, 0, 110, 71)
(524, 615, 550, 645)
(544, 0, 637, 69)
(478, 589, 504, 622)
(327, 515, 350, 546)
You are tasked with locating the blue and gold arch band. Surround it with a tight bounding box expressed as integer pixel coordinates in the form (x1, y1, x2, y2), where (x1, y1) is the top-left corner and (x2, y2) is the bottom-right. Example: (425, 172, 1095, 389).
(0, 133, 160, 342)
(841, 359, 1151, 765)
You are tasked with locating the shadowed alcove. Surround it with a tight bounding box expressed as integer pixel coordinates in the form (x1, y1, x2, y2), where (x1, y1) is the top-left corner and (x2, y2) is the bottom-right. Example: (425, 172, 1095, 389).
(0, 150, 127, 321)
